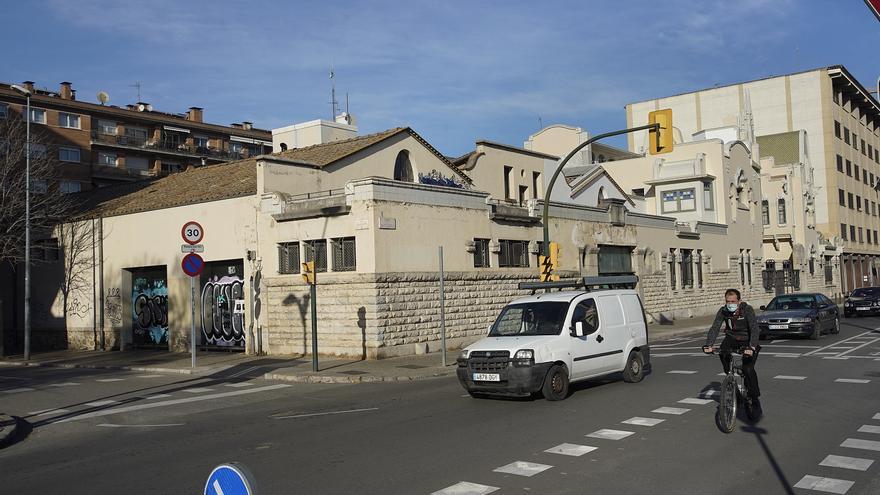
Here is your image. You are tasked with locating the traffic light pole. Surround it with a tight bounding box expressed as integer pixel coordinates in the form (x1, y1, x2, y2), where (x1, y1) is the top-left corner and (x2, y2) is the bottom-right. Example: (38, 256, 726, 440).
(542, 123, 660, 256)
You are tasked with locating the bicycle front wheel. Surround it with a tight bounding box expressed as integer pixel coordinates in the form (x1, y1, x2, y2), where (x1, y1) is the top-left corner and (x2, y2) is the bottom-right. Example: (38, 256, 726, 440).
(717, 375, 737, 433)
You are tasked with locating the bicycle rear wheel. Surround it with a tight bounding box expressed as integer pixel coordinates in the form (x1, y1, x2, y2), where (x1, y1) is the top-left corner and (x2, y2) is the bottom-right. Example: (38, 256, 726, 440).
(717, 375, 737, 433)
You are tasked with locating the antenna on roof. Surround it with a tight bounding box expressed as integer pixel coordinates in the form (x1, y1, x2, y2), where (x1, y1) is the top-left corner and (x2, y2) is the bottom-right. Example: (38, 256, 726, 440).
(329, 66, 339, 120)
(130, 81, 142, 101)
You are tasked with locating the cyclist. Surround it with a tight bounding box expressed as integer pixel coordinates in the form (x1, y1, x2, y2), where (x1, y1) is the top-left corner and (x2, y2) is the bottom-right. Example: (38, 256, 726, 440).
(702, 288, 762, 417)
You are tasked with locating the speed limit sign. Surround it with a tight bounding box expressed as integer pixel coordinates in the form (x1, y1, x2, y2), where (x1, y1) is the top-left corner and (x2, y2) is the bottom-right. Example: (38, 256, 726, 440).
(181, 221, 204, 245)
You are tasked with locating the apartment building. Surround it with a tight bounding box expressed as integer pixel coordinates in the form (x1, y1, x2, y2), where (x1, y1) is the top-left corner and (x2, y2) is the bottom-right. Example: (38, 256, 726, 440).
(0, 80, 272, 192)
(626, 65, 880, 292)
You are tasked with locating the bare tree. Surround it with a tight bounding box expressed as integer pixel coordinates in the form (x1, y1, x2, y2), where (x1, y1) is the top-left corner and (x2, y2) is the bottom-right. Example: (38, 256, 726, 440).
(0, 115, 74, 268)
(57, 220, 97, 322)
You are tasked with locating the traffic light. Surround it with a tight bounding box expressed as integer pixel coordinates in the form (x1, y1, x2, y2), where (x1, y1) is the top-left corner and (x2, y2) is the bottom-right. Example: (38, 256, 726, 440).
(648, 109, 674, 155)
(301, 261, 316, 285)
(539, 242, 560, 282)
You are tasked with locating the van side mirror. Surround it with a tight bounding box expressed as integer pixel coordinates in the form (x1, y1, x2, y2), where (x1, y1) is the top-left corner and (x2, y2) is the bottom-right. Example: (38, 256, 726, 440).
(759, 305, 766, 311)
(486, 325, 492, 336)
(573, 321, 586, 337)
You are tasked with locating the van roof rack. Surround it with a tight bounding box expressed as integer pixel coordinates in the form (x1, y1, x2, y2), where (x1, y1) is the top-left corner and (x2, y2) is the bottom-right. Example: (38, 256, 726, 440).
(518, 275, 639, 293)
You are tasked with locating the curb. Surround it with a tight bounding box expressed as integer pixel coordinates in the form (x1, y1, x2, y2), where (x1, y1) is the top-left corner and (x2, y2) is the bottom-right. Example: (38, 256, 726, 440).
(263, 369, 456, 384)
(0, 414, 20, 448)
(649, 327, 707, 341)
(0, 360, 210, 376)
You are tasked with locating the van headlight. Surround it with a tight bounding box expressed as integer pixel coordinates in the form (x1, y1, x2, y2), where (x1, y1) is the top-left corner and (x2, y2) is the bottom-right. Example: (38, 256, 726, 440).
(456, 350, 469, 367)
(513, 349, 534, 367)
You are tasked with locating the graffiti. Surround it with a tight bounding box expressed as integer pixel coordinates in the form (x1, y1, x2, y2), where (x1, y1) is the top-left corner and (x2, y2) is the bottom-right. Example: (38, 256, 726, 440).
(132, 276, 168, 345)
(105, 288, 122, 326)
(68, 296, 91, 320)
(201, 275, 245, 346)
(418, 169, 467, 189)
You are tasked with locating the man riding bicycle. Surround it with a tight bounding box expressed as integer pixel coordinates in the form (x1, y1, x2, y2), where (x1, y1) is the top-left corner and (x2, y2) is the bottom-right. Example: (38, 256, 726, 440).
(702, 288, 762, 417)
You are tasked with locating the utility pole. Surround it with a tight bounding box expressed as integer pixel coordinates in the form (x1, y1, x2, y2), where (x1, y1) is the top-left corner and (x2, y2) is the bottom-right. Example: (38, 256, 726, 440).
(11, 84, 32, 360)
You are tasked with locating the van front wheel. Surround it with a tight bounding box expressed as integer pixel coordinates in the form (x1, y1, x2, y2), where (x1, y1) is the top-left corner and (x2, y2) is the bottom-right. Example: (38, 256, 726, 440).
(623, 351, 645, 383)
(542, 364, 569, 401)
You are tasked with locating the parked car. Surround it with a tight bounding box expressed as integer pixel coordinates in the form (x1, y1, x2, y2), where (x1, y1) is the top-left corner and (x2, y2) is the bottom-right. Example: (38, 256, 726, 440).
(843, 287, 880, 317)
(456, 276, 649, 401)
(757, 293, 839, 340)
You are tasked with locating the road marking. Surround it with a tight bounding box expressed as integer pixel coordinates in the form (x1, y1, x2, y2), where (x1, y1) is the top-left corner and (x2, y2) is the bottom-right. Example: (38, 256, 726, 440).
(803, 331, 874, 356)
(874, 413, 880, 420)
(828, 347, 856, 350)
(431, 482, 499, 495)
(835, 338, 880, 357)
(774, 375, 807, 380)
(667, 370, 698, 374)
(699, 390, 719, 398)
(770, 339, 790, 343)
(84, 400, 119, 407)
(272, 407, 378, 420)
(544, 443, 597, 456)
(820, 454, 874, 471)
(841, 438, 880, 452)
(182, 388, 214, 393)
(717, 373, 727, 376)
(2, 387, 35, 394)
(835, 379, 871, 384)
(54, 384, 292, 423)
(49, 382, 80, 387)
(97, 423, 184, 428)
(492, 461, 552, 477)
(793, 475, 854, 494)
(679, 398, 714, 405)
(857, 425, 880, 434)
(213, 480, 225, 495)
(622, 417, 665, 426)
(144, 394, 172, 399)
(587, 429, 634, 440)
(28, 408, 70, 416)
(768, 353, 800, 358)
(224, 382, 254, 388)
(652, 407, 691, 415)
(96, 378, 125, 382)
(136, 375, 162, 378)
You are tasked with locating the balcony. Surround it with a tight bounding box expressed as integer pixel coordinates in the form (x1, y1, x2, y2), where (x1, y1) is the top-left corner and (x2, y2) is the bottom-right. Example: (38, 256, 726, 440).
(90, 131, 248, 161)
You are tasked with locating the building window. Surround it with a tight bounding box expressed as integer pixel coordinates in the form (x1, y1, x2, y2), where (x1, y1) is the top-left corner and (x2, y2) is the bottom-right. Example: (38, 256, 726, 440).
(503, 166, 513, 199)
(862, 139, 867, 155)
(473, 238, 490, 267)
(661, 188, 696, 213)
(875, 149, 878, 163)
(872, 173, 875, 186)
(597, 245, 633, 275)
(853, 133, 859, 149)
(393, 150, 414, 182)
(854, 164, 859, 178)
(27, 108, 46, 124)
(98, 120, 116, 135)
(857, 195, 862, 211)
(29, 143, 47, 159)
(835, 121, 841, 138)
(161, 162, 181, 173)
(695, 250, 703, 288)
(851, 225, 857, 241)
(846, 159, 852, 176)
(59, 147, 80, 162)
(837, 155, 843, 172)
(60, 181, 81, 194)
(680, 249, 694, 288)
(870, 144, 874, 158)
(302, 239, 328, 272)
(762, 200, 770, 225)
(498, 239, 529, 268)
(841, 223, 848, 240)
(58, 112, 81, 129)
(859, 227, 864, 243)
(839, 189, 846, 206)
(848, 192, 854, 209)
(193, 136, 209, 149)
(809, 258, 815, 276)
(864, 170, 869, 184)
(740, 250, 746, 286)
(825, 256, 834, 283)
(31, 179, 48, 194)
(230, 142, 244, 155)
(532, 172, 541, 199)
(277, 242, 300, 274)
(331, 237, 356, 271)
(669, 249, 676, 290)
(0, 103, 6, 119)
(126, 156, 149, 170)
(703, 182, 714, 210)
(777, 198, 786, 224)
(845, 128, 850, 144)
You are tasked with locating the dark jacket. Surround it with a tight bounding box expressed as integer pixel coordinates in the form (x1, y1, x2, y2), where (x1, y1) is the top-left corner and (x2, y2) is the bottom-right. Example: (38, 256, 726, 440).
(705, 302, 759, 348)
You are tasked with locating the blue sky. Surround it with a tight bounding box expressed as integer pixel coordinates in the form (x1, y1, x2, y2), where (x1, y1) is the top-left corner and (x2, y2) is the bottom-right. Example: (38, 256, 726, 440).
(3, 0, 879, 156)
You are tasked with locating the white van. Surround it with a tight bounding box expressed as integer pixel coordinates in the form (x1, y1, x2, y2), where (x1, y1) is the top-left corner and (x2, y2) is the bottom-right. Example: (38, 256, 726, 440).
(456, 276, 650, 400)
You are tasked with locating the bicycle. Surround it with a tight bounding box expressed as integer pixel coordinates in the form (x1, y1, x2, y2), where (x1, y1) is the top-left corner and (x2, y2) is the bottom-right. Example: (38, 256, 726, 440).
(703, 346, 759, 433)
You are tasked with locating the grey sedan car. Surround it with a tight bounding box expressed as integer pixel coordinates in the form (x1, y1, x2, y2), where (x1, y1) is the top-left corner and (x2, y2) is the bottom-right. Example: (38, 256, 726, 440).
(757, 293, 840, 340)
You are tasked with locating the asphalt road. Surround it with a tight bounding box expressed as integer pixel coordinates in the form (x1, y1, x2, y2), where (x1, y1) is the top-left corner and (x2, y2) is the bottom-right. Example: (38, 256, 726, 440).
(1, 317, 880, 495)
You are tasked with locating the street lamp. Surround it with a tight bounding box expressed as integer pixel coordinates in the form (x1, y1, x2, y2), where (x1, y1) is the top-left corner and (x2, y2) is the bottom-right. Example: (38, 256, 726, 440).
(10, 84, 32, 361)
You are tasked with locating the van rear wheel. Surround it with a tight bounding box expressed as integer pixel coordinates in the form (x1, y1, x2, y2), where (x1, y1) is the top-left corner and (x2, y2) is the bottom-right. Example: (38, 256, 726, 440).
(623, 351, 645, 383)
(542, 364, 569, 401)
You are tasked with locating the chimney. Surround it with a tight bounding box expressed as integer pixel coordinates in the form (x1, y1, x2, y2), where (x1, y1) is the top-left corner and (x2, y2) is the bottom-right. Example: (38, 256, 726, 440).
(59, 82, 73, 100)
(186, 106, 203, 123)
(242, 121, 253, 130)
(22, 81, 34, 93)
(230, 123, 243, 129)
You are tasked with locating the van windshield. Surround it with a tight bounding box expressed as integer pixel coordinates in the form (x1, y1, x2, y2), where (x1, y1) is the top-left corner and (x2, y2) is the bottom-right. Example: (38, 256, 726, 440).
(489, 302, 569, 337)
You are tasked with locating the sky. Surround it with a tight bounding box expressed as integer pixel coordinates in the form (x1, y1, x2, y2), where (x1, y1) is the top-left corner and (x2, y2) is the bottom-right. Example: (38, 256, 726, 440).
(3, 0, 879, 156)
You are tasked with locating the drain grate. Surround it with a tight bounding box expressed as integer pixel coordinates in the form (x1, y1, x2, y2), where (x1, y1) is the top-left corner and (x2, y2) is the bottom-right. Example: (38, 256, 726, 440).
(396, 364, 428, 370)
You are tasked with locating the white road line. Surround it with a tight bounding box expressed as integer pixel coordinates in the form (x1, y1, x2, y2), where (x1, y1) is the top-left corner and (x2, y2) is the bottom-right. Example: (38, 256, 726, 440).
(679, 398, 714, 405)
(803, 331, 874, 356)
(667, 370, 698, 374)
(224, 382, 254, 388)
(699, 390, 719, 398)
(97, 423, 184, 428)
(272, 407, 378, 420)
(622, 417, 665, 426)
(857, 425, 880, 434)
(54, 384, 292, 423)
(587, 429, 634, 440)
(774, 375, 807, 380)
(835, 379, 871, 384)
(841, 438, 880, 452)
(431, 481, 499, 495)
(834, 338, 880, 357)
(135, 375, 162, 378)
(793, 475, 854, 494)
(828, 347, 856, 350)
(48, 382, 80, 387)
(96, 378, 125, 382)
(182, 388, 214, 393)
(819, 454, 874, 471)
(2, 387, 35, 394)
(144, 394, 172, 399)
(652, 407, 691, 415)
(770, 339, 790, 343)
(84, 400, 119, 407)
(874, 413, 880, 420)
(768, 353, 801, 358)
(28, 408, 70, 416)
(544, 443, 597, 456)
(492, 461, 552, 477)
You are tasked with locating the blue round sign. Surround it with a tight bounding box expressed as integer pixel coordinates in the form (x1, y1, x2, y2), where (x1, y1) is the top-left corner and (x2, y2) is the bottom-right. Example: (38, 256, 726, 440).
(204, 463, 256, 495)
(182, 253, 205, 277)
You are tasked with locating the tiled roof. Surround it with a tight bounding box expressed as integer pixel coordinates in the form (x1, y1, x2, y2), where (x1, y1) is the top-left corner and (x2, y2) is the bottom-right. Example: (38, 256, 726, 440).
(274, 127, 408, 166)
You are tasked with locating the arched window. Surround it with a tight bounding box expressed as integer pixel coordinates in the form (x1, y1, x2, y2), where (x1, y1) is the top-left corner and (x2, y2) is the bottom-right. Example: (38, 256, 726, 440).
(777, 198, 787, 224)
(279, 143, 288, 151)
(761, 200, 769, 225)
(597, 186, 607, 205)
(394, 150, 414, 182)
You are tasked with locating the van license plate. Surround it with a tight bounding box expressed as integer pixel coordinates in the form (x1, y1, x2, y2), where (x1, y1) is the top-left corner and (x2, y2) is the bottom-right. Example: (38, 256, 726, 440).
(473, 373, 500, 382)
(857, 307, 870, 311)
(768, 324, 787, 330)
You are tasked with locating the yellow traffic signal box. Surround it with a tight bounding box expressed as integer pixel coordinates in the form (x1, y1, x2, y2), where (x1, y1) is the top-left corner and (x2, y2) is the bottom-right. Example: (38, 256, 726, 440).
(301, 261, 316, 285)
(648, 109, 673, 155)
(538, 242, 560, 282)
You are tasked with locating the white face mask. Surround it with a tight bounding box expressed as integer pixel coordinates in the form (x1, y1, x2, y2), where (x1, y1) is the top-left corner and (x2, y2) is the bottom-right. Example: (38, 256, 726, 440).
(726, 303, 739, 312)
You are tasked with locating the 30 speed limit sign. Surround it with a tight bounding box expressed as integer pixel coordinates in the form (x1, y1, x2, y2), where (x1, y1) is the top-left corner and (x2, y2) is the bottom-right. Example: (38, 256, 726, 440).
(181, 221, 204, 245)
